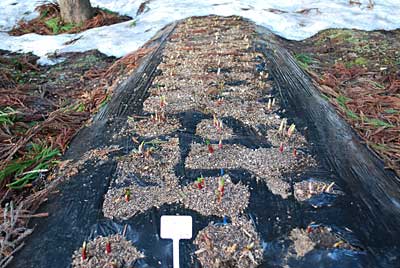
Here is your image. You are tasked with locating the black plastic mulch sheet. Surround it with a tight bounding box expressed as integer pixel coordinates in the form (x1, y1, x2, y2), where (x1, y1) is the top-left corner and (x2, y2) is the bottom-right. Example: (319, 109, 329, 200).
(10, 20, 400, 268)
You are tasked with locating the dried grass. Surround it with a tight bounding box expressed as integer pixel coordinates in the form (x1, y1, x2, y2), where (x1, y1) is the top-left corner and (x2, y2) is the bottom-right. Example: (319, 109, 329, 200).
(316, 63, 400, 175)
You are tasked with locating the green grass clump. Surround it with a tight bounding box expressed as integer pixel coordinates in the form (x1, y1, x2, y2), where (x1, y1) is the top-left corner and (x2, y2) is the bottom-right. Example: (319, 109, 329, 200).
(1, 143, 60, 189)
(0, 107, 18, 125)
(45, 17, 60, 33)
(336, 95, 351, 109)
(345, 57, 368, 68)
(45, 17, 76, 34)
(364, 118, 394, 128)
(295, 53, 314, 69)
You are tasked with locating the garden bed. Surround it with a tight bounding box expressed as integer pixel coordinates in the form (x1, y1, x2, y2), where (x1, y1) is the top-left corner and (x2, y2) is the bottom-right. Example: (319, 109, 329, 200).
(194, 218, 263, 268)
(71, 234, 144, 268)
(7, 15, 399, 268)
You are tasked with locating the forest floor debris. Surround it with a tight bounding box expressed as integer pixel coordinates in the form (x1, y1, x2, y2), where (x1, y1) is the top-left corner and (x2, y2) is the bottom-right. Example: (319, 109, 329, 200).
(281, 29, 400, 176)
(9, 2, 131, 36)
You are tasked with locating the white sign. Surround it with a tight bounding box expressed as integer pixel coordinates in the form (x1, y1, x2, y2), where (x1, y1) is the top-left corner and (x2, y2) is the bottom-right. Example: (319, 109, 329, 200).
(160, 215, 193, 268)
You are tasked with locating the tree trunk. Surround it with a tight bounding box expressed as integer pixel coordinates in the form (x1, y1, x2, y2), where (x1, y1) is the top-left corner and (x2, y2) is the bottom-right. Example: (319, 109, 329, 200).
(59, 0, 93, 24)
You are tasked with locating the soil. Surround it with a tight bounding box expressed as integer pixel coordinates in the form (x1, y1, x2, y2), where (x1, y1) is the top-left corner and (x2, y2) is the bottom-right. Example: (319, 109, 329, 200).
(290, 224, 360, 257)
(195, 119, 234, 141)
(181, 175, 250, 218)
(280, 29, 400, 176)
(294, 178, 343, 202)
(124, 115, 181, 138)
(71, 234, 144, 268)
(185, 143, 315, 198)
(194, 217, 263, 268)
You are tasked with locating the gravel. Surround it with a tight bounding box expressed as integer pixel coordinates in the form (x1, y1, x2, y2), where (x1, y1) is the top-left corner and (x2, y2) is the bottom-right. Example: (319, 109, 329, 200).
(194, 217, 263, 268)
(113, 137, 180, 187)
(71, 234, 144, 268)
(181, 175, 249, 218)
(103, 180, 180, 220)
(125, 115, 181, 138)
(185, 143, 316, 198)
(289, 225, 359, 257)
(195, 119, 234, 141)
(294, 179, 344, 202)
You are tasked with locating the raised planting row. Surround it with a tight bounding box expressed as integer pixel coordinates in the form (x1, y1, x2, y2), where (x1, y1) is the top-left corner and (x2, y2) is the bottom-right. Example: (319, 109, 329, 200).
(70, 16, 364, 268)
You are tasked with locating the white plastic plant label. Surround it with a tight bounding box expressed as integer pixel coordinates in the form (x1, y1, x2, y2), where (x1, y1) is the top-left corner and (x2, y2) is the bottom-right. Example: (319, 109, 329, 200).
(160, 215, 192, 268)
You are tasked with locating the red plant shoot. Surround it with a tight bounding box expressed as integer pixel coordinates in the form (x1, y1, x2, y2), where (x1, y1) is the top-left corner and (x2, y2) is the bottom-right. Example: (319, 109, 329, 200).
(81, 241, 87, 260)
(160, 95, 166, 107)
(279, 142, 284, 153)
(124, 188, 131, 202)
(218, 139, 223, 149)
(217, 178, 225, 202)
(195, 176, 205, 189)
(293, 148, 297, 156)
(217, 120, 223, 132)
(105, 241, 111, 254)
(206, 140, 214, 154)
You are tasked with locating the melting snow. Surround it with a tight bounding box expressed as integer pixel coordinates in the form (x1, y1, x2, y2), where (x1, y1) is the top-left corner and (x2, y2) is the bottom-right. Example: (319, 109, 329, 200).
(0, 0, 399, 64)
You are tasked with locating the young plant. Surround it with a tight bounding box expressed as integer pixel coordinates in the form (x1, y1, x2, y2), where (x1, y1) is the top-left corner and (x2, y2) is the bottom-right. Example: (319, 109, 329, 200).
(213, 114, 218, 127)
(216, 97, 224, 106)
(325, 182, 335, 193)
(278, 118, 287, 134)
(293, 148, 297, 157)
(308, 181, 314, 195)
(287, 124, 296, 137)
(81, 241, 87, 260)
(217, 177, 225, 202)
(279, 142, 284, 153)
(160, 111, 166, 122)
(195, 176, 205, 189)
(160, 95, 166, 108)
(138, 141, 145, 154)
(124, 188, 131, 202)
(205, 140, 214, 154)
(267, 99, 272, 110)
(218, 139, 223, 149)
(105, 241, 111, 254)
(217, 120, 223, 132)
